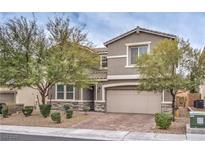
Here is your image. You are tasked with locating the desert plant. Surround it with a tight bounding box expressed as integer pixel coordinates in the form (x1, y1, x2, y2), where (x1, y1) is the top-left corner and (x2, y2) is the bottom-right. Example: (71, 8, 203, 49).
(51, 112, 61, 123)
(0, 103, 6, 114)
(22, 106, 33, 117)
(155, 113, 172, 129)
(2, 106, 8, 118)
(83, 106, 90, 115)
(39, 104, 51, 118)
(63, 104, 71, 111)
(66, 109, 73, 119)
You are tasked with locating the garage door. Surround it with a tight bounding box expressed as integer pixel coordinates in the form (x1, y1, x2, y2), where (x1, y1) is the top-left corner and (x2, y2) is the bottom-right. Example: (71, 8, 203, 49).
(0, 93, 15, 104)
(106, 90, 161, 114)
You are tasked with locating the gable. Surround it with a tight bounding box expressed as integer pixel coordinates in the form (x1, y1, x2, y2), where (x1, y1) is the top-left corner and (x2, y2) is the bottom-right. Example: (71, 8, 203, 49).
(107, 31, 171, 56)
(104, 26, 176, 47)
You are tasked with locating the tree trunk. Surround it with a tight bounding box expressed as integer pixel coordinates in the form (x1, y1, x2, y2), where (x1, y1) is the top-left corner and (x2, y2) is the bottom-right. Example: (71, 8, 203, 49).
(38, 88, 47, 105)
(170, 89, 176, 122)
(37, 83, 52, 105)
(41, 93, 46, 104)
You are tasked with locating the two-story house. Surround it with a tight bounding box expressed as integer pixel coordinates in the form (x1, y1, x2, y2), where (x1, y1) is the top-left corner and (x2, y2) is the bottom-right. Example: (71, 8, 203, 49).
(44, 26, 175, 114)
(0, 26, 175, 114)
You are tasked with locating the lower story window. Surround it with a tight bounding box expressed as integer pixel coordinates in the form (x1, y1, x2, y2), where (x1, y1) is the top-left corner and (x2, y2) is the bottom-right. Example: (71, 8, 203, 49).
(57, 84, 64, 99)
(66, 85, 74, 99)
(56, 84, 74, 100)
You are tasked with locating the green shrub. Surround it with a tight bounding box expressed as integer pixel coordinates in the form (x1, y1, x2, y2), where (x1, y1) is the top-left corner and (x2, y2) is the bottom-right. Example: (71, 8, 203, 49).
(83, 106, 90, 115)
(39, 104, 51, 118)
(22, 106, 33, 117)
(66, 109, 73, 119)
(0, 103, 6, 114)
(51, 112, 61, 123)
(2, 106, 8, 118)
(63, 104, 71, 111)
(155, 113, 172, 129)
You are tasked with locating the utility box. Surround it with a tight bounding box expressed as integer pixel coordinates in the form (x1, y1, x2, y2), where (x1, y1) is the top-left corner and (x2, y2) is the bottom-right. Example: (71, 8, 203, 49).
(193, 100, 204, 108)
(190, 111, 205, 128)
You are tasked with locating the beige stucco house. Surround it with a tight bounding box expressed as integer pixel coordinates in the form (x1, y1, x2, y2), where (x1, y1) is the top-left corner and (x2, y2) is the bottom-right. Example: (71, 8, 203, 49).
(0, 87, 41, 106)
(0, 26, 177, 114)
(200, 83, 205, 100)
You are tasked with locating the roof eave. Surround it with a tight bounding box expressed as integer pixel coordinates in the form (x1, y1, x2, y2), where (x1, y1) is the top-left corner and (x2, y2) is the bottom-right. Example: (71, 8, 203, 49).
(104, 27, 176, 46)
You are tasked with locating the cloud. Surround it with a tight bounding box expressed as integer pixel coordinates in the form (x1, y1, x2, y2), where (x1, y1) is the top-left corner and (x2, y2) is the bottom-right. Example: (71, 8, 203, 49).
(67, 13, 205, 48)
(0, 12, 204, 48)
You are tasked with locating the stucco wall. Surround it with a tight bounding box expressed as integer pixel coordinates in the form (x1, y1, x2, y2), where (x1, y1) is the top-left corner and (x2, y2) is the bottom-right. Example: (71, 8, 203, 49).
(107, 32, 170, 75)
(16, 87, 41, 106)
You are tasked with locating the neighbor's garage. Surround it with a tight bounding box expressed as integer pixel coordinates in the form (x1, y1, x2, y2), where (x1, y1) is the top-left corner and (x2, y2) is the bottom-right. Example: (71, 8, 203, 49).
(106, 89, 162, 114)
(0, 91, 16, 104)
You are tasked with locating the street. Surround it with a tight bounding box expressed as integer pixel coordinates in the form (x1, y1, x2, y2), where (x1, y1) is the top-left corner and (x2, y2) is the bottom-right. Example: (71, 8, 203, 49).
(0, 133, 101, 141)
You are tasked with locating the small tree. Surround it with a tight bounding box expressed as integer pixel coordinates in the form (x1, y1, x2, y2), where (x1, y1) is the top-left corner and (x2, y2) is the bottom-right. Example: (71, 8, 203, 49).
(0, 16, 99, 104)
(187, 48, 205, 93)
(136, 39, 198, 121)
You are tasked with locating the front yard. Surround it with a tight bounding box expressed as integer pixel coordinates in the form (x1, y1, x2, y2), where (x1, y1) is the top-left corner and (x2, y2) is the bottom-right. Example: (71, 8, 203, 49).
(73, 112, 188, 134)
(0, 110, 90, 128)
(0, 110, 188, 134)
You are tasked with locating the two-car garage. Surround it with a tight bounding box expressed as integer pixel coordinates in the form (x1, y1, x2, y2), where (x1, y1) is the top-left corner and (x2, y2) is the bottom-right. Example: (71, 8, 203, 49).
(106, 89, 162, 114)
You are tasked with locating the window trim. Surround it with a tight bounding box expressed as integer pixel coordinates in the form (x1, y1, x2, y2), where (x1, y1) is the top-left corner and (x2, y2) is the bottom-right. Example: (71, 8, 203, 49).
(125, 41, 151, 68)
(56, 84, 64, 100)
(55, 84, 75, 101)
(100, 55, 108, 69)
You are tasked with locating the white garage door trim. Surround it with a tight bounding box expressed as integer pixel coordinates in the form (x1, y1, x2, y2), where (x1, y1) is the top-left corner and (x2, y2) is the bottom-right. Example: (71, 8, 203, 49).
(106, 89, 161, 114)
(102, 82, 140, 102)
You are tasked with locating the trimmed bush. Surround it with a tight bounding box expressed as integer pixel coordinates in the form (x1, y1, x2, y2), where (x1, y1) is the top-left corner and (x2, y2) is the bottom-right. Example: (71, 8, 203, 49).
(39, 104, 51, 118)
(2, 106, 8, 118)
(51, 112, 61, 123)
(0, 103, 6, 114)
(66, 109, 73, 119)
(83, 106, 90, 115)
(155, 113, 172, 129)
(22, 106, 33, 117)
(63, 104, 71, 111)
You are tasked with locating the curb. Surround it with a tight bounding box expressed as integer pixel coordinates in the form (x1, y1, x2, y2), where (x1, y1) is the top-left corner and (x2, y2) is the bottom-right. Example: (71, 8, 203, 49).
(0, 125, 199, 141)
(0, 125, 128, 141)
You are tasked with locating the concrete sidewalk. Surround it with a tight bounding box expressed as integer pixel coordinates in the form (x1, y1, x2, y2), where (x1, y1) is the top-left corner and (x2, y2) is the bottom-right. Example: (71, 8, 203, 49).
(0, 125, 204, 141)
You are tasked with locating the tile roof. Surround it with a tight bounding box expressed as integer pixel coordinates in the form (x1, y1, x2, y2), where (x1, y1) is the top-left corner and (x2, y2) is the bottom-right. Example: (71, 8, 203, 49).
(104, 26, 176, 46)
(94, 47, 108, 53)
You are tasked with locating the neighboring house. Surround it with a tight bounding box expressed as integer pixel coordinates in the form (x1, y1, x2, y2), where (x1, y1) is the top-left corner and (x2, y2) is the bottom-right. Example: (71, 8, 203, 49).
(0, 26, 176, 114)
(0, 87, 41, 106)
(200, 83, 205, 100)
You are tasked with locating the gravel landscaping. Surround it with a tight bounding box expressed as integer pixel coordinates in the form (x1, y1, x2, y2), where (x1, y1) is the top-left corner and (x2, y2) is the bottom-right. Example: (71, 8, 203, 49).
(0, 110, 91, 128)
(0, 111, 188, 134)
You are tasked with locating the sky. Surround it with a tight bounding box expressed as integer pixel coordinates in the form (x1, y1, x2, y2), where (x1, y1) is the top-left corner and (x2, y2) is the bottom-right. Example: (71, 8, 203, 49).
(0, 12, 204, 49)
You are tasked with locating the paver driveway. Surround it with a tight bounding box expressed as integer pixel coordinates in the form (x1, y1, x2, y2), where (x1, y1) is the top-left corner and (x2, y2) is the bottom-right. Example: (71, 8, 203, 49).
(72, 112, 188, 134)
(73, 112, 155, 132)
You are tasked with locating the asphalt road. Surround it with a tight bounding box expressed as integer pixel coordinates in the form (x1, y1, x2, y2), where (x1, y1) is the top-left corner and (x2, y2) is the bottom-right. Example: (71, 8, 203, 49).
(0, 133, 101, 141)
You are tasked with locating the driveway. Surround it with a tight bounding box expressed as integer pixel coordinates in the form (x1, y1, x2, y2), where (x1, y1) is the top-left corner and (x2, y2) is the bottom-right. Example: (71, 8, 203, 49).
(0, 111, 187, 134)
(72, 112, 188, 134)
(73, 113, 155, 132)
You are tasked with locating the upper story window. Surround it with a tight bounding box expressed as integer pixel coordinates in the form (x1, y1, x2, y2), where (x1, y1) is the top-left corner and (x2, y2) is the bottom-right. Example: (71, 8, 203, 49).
(100, 55, 108, 69)
(56, 84, 74, 100)
(126, 42, 151, 67)
(130, 45, 148, 64)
